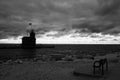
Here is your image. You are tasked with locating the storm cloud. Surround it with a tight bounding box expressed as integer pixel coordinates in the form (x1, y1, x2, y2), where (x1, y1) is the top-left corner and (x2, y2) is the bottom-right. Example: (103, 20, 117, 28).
(72, 0, 120, 35)
(0, 0, 120, 40)
(97, 0, 120, 16)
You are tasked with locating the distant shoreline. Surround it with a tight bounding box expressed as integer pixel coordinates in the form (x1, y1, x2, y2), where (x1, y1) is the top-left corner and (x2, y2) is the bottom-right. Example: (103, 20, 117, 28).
(0, 44, 120, 49)
(0, 44, 55, 49)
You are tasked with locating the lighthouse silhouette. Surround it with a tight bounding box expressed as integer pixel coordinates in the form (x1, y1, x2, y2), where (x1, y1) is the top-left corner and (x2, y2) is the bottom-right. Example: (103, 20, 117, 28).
(22, 23, 36, 48)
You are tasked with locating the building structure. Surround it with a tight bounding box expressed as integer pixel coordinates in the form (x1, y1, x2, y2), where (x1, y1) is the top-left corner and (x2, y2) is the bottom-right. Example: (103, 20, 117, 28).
(22, 23, 36, 48)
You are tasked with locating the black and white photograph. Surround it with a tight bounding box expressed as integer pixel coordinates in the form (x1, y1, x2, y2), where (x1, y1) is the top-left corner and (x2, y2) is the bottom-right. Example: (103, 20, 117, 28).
(0, 0, 120, 80)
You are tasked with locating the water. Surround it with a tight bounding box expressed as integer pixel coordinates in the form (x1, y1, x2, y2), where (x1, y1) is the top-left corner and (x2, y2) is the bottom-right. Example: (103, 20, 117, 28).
(0, 44, 120, 60)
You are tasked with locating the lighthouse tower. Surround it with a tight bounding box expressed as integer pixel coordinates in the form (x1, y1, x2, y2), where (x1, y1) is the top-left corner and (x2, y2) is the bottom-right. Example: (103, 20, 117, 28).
(22, 23, 36, 48)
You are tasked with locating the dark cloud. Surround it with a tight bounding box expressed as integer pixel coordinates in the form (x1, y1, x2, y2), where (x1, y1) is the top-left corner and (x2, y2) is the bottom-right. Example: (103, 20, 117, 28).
(97, 0, 120, 16)
(0, 0, 120, 41)
(0, 23, 27, 39)
(90, 34, 102, 38)
(113, 39, 118, 41)
(72, 0, 120, 35)
(0, 0, 97, 39)
(46, 28, 71, 38)
(72, 21, 117, 34)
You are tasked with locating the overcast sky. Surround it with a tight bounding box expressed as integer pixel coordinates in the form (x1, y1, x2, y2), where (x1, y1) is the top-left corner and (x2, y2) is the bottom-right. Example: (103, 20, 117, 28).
(0, 0, 120, 44)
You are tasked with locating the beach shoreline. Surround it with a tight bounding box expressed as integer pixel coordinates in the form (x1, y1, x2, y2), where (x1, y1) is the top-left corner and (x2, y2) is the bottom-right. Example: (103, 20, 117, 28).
(0, 52, 120, 80)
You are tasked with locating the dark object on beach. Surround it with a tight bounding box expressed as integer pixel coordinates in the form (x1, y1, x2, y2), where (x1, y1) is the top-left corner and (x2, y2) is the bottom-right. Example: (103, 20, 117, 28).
(93, 58, 108, 75)
(0, 60, 3, 64)
(50, 54, 65, 61)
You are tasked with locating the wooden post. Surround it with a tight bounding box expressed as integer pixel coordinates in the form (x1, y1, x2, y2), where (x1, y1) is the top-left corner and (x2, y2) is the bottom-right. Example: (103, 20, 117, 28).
(106, 59, 108, 71)
(93, 66, 95, 75)
(101, 64, 104, 75)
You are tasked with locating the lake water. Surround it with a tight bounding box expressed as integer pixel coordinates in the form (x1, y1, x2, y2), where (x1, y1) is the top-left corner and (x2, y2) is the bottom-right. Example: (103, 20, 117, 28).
(0, 44, 120, 60)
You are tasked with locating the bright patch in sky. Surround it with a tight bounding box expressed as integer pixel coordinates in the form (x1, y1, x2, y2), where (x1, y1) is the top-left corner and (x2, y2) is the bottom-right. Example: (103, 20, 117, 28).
(0, 32, 120, 44)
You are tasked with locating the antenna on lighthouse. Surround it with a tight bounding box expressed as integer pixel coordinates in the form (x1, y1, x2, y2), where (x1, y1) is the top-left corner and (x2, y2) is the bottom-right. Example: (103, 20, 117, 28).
(29, 22, 32, 30)
(26, 22, 33, 36)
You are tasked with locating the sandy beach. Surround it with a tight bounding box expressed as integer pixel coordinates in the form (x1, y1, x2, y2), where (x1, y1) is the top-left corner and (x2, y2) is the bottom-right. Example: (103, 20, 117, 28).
(0, 53, 120, 80)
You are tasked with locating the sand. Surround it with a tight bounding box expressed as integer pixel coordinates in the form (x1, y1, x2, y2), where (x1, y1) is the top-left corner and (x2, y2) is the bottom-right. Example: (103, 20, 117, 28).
(0, 53, 120, 80)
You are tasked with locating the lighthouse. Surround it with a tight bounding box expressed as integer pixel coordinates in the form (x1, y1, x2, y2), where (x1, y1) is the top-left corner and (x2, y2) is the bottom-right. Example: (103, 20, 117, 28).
(22, 23, 36, 48)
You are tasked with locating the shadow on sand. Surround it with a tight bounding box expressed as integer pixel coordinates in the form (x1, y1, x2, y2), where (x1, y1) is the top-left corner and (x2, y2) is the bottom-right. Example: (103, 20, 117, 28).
(73, 71, 103, 78)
